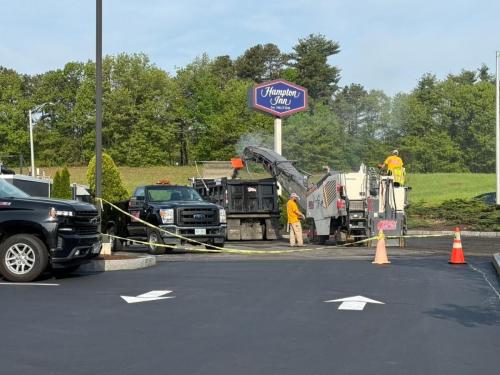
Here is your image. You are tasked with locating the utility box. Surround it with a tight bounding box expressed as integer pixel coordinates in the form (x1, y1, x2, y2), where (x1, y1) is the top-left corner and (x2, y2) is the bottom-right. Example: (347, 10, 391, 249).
(192, 177, 281, 241)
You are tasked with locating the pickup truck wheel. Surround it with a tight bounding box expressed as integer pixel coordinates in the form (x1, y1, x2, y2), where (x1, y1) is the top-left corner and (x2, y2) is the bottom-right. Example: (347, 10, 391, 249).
(147, 229, 166, 255)
(0, 234, 49, 282)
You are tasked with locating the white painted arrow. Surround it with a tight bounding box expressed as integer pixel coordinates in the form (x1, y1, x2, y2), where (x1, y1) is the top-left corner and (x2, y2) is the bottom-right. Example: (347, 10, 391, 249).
(324, 295, 384, 311)
(121, 290, 175, 304)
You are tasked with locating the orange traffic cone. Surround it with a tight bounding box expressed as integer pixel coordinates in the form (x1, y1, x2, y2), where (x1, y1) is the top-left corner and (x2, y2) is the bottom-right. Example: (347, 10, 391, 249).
(372, 230, 390, 264)
(449, 227, 466, 264)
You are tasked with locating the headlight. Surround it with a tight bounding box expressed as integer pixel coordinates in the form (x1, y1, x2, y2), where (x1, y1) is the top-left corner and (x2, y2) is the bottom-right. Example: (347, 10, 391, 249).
(219, 208, 226, 224)
(159, 209, 174, 224)
(49, 207, 74, 218)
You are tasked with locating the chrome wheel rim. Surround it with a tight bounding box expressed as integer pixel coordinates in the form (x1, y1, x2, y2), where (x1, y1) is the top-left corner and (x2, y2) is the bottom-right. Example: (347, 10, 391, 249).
(5, 243, 36, 275)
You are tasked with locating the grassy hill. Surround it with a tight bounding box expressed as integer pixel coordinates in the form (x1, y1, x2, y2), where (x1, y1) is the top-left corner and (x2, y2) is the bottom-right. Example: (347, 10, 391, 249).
(405, 173, 495, 205)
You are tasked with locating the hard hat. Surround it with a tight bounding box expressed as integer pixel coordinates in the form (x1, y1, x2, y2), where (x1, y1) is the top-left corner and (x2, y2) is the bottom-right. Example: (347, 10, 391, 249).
(392, 150, 399, 155)
(290, 193, 299, 199)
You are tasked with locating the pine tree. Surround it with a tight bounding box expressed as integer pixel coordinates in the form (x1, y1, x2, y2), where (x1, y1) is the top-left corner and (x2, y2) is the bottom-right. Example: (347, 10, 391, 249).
(51, 171, 62, 198)
(60, 167, 72, 199)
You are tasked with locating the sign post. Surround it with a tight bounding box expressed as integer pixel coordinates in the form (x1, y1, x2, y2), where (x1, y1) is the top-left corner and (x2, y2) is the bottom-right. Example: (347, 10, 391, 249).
(496, 51, 499, 205)
(274, 117, 282, 155)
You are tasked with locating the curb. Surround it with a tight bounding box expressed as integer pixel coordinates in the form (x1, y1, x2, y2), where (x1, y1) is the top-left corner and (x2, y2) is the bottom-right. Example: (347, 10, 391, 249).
(493, 253, 500, 276)
(407, 230, 499, 238)
(79, 254, 156, 272)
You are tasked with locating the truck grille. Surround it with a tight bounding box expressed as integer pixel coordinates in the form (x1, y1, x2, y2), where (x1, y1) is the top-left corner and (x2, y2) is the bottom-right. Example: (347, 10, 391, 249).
(178, 208, 218, 226)
(75, 210, 99, 218)
(74, 226, 99, 235)
(73, 210, 99, 234)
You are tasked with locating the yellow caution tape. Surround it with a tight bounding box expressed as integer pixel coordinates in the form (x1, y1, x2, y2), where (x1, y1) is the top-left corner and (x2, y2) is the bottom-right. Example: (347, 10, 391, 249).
(97, 197, 380, 254)
(97, 198, 451, 255)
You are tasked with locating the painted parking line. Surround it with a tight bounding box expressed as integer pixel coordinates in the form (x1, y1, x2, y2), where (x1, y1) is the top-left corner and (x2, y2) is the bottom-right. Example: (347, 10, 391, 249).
(0, 282, 59, 286)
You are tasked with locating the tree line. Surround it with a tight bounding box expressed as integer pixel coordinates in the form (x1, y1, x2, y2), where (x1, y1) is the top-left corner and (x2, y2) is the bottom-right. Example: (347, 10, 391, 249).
(0, 34, 496, 173)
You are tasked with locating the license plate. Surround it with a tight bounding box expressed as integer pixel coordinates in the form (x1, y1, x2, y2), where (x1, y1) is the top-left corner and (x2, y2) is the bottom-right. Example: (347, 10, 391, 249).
(377, 220, 397, 231)
(130, 211, 140, 222)
(195, 228, 206, 235)
(92, 242, 101, 254)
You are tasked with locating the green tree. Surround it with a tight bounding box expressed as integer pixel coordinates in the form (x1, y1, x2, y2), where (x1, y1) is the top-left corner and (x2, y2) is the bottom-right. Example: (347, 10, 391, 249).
(101, 53, 178, 166)
(210, 55, 236, 88)
(86, 153, 128, 202)
(235, 43, 287, 83)
(0, 67, 31, 162)
(332, 84, 390, 168)
(288, 34, 341, 101)
(283, 103, 350, 172)
(192, 79, 271, 160)
(477, 64, 494, 83)
(60, 167, 72, 199)
(51, 171, 62, 198)
(52, 168, 72, 199)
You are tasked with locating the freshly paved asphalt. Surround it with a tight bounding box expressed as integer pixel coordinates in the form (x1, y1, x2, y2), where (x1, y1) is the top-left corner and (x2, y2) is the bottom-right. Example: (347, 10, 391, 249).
(1, 250, 499, 374)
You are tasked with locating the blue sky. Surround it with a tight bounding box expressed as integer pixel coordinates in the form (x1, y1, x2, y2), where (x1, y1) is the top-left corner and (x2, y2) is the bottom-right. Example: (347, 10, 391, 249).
(1, 0, 498, 95)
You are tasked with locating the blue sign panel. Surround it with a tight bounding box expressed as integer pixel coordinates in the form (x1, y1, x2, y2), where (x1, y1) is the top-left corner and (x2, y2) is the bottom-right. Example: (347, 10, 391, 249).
(250, 79, 308, 117)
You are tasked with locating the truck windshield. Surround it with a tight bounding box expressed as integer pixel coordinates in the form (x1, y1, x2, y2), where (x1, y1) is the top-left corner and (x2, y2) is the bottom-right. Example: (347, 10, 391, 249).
(0, 179, 30, 198)
(147, 186, 203, 202)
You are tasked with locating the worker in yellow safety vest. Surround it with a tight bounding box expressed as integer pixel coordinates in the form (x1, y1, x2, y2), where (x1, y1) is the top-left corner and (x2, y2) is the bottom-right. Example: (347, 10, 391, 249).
(379, 150, 405, 186)
(286, 193, 305, 247)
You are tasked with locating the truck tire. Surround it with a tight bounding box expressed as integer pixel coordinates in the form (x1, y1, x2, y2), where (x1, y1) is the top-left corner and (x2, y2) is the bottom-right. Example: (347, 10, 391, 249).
(147, 229, 166, 255)
(0, 234, 49, 282)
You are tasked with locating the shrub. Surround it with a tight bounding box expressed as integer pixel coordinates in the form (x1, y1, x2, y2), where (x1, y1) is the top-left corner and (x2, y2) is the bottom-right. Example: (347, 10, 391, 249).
(60, 167, 72, 199)
(51, 171, 62, 198)
(408, 199, 499, 231)
(87, 153, 129, 202)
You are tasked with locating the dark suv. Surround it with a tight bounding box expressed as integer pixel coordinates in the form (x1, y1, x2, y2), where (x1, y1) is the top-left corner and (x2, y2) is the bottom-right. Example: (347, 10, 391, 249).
(0, 179, 101, 282)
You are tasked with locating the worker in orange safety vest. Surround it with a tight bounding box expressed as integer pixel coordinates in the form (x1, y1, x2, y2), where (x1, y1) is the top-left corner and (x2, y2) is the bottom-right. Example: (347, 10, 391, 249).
(286, 193, 305, 247)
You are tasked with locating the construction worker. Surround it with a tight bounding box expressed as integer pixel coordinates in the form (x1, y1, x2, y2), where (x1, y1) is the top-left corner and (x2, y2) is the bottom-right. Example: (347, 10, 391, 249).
(379, 150, 405, 186)
(287, 192, 305, 247)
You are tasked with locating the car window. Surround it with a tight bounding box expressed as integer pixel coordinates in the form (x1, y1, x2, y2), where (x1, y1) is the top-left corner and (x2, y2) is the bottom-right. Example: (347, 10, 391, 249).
(134, 187, 145, 200)
(148, 189, 174, 202)
(0, 179, 29, 198)
(147, 186, 203, 202)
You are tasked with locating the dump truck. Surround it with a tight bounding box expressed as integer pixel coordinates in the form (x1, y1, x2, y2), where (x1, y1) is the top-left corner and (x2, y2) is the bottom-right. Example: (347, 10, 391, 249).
(241, 146, 409, 246)
(192, 177, 280, 240)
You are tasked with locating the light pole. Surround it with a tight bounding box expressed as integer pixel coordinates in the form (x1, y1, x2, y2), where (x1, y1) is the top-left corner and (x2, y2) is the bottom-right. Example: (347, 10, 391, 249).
(496, 51, 499, 205)
(28, 102, 53, 177)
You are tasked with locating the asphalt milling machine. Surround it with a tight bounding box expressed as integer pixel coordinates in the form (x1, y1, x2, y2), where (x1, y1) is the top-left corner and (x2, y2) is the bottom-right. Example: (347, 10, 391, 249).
(241, 146, 410, 247)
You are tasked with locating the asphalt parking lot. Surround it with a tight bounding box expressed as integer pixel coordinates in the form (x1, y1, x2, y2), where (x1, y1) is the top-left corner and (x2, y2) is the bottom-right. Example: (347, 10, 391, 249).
(1, 237, 499, 375)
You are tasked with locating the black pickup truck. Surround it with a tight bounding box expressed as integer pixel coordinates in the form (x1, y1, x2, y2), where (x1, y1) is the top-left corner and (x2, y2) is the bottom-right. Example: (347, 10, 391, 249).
(0, 178, 101, 282)
(105, 183, 226, 254)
